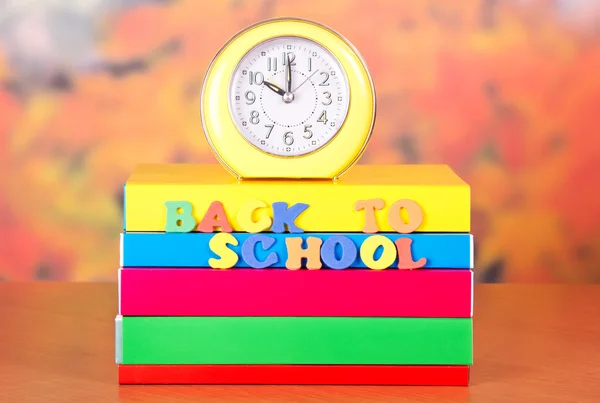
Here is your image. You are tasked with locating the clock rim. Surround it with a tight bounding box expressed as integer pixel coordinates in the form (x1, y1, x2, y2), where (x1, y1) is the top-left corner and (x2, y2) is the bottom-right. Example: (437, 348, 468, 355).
(226, 35, 352, 158)
(200, 17, 376, 180)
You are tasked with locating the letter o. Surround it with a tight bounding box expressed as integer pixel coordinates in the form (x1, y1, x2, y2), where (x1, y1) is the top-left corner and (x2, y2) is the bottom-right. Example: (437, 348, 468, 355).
(321, 235, 357, 269)
(387, 199, 423, 234)
(360, 235, 396, 270)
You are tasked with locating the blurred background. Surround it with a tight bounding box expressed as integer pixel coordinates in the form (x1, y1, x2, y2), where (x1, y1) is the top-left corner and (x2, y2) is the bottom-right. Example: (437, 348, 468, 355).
(0, 0, 599, 282)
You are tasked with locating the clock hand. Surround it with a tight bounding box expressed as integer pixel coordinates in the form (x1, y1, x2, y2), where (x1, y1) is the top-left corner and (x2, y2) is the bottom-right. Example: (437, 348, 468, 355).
(263, 80, 286, 96)
(291, 69, 319, 93)
(285, 53, 292, 93)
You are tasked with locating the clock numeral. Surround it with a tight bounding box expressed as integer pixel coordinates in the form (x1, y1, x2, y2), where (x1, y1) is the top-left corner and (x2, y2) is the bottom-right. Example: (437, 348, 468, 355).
(319, 71, 329, 86)
(303, 124, 313, 139)
(308, 57, 312, 72)
(281, 52, 296, 66)
(264, 124, 274, 139)
(250, 110, 260, 124)
(283, 131, 294, 145)
(245, 91, 256, 105)
(249, 72, 264, 85)
(322, 91, 332, 105)
(317, 110, 328, 124)
(267, 57, 277, 71)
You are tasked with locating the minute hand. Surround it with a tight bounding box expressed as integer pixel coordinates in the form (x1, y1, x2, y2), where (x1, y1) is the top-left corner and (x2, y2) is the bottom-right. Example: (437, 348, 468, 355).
(286, 53, 292, 93)
(291, 69, 319, 93)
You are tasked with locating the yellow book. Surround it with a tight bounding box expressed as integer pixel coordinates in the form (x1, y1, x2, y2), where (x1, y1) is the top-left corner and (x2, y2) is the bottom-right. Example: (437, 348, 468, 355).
(124, 164, 470, 233)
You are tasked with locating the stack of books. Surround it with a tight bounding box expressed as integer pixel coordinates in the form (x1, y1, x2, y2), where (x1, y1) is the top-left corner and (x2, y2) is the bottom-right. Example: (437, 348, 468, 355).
(115, 164, 473, 385)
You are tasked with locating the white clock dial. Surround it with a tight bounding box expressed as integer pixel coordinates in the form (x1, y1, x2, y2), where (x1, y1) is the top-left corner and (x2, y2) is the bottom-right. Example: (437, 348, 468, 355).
(228, 36, 350, 157)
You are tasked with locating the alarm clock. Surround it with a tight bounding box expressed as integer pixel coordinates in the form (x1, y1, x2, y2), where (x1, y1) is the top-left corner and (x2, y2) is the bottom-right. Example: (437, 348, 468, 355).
(200, 18, 376, 180)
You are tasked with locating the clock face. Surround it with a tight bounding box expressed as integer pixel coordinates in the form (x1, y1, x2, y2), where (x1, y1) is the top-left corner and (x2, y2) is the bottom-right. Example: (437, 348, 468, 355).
(228, 36, 350, 157)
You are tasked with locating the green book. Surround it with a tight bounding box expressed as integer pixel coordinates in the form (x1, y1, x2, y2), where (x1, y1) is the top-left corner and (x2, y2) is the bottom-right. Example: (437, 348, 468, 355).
(118, 316, 472, 365)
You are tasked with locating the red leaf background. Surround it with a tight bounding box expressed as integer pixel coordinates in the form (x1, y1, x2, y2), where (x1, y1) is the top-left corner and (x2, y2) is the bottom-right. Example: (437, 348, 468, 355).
(0, 0, 599, 282)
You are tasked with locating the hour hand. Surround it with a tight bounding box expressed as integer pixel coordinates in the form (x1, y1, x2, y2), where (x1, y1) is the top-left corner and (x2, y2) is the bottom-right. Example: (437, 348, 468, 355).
(263, 80, 286, 96)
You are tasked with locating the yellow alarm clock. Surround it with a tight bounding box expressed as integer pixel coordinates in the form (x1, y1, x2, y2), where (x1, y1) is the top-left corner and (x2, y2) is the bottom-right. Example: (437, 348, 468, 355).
(201, 18, 376, 180)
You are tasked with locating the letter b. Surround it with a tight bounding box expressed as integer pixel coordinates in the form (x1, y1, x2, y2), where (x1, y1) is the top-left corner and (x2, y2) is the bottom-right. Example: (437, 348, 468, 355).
(165, 201, 196, 232)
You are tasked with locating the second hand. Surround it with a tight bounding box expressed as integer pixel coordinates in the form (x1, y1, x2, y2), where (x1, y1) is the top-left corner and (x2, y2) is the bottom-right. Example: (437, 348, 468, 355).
(291, 69, 319, 93)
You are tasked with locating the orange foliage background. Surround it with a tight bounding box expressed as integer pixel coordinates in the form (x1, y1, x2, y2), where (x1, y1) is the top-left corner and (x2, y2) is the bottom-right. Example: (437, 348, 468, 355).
(0, 0, 599, 282)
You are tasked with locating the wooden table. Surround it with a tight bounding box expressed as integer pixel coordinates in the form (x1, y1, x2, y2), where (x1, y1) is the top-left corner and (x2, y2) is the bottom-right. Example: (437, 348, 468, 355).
(0, 283, 598, 402)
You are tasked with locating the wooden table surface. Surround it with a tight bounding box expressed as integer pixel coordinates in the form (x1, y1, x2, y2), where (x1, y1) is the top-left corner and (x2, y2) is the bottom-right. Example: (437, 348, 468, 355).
(0, 283, 599, 403)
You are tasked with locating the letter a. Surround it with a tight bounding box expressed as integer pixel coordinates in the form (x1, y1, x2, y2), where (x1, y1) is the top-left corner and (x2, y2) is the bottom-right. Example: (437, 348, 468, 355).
(197, 201, 233, 233)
